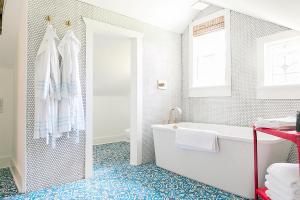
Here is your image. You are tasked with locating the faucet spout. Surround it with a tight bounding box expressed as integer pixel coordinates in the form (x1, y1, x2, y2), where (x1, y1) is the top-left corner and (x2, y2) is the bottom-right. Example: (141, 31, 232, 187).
(168, 107, 182, 124)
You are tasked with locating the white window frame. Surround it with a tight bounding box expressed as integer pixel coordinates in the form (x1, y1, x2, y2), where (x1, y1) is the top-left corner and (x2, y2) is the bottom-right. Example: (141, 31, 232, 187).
(188, 9, 231, 97)
(257, 30, 300, 99)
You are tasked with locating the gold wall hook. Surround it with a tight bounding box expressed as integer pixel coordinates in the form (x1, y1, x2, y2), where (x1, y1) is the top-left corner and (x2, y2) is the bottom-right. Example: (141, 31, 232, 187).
(65, 20, 71, 27)
(45, 15, 52, 23)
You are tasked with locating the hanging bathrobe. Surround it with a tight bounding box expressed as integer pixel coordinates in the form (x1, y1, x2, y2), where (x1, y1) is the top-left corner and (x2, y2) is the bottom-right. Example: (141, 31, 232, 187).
(34, 25, 61, 146)
(58, 30, 85, 142)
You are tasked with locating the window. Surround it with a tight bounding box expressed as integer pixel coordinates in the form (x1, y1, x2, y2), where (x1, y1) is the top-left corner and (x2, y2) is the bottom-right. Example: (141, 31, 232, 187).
(257, 30, 300, 99)
(189, 10, 231, 97)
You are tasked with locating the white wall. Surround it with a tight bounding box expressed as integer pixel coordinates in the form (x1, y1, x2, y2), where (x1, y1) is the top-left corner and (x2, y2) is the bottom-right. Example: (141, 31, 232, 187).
(0, 0, 22, 69)
(11, 0, 27, 192)
(93, 96, 130, 144)
(0, 68, 14, 167)
(0, 0, 24, 169)
(93, 35, 131, 144)
(93, 35, 131, 96)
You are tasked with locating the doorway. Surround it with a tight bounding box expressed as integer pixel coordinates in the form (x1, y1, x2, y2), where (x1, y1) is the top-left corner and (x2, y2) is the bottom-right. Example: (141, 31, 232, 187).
(84, 18, 143, 178)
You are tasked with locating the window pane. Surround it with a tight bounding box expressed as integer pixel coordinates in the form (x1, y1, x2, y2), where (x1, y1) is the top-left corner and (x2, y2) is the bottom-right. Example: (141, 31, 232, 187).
(264, 36, 300, 86)
(193, 30, 226, 87)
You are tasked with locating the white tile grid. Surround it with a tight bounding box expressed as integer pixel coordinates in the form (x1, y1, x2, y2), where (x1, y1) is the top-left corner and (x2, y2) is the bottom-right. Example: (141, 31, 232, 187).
(27, 0, 181, 192)
(181, 11, 299, 163)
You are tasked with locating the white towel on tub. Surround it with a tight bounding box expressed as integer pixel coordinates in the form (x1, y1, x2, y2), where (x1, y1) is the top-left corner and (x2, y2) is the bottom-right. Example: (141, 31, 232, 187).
(175, 128, 219, 152)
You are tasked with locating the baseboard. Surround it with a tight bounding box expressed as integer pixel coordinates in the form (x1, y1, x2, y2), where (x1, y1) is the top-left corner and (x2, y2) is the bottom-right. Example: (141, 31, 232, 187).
(0, 156, 24, 193)
(93, 134, 128, 145)
(10, 159, 24, 193)
(123, 134, 130, 143)
(0, 156, 11, 168)
(123, 136, 130, 143)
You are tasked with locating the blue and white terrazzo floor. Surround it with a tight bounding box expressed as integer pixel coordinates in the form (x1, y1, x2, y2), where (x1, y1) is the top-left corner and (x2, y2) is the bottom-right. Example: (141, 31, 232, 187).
(2, 142, 247, 200)
(0, 168, 18, 198)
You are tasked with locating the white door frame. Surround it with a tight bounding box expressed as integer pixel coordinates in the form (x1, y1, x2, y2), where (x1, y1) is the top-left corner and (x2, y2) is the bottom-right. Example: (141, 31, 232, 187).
(83, 17, 143, 178)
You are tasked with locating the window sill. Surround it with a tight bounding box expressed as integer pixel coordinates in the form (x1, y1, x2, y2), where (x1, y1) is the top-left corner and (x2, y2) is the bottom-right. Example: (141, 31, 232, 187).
(189, 85, 231, 97)
(257, 85, 300, 99)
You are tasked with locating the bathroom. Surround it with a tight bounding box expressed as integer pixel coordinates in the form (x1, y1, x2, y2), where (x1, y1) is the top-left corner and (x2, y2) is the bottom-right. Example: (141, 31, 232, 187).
(0, 0, 299, 199)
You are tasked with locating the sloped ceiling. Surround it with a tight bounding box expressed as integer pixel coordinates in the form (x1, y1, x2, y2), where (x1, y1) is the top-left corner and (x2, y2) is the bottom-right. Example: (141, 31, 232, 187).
(81, 0, 200, 33)
(0, 0, 22, 68)
(204, 0, 300, 31)
(1, 0, 299, 69)
(81, 0, 300, 33)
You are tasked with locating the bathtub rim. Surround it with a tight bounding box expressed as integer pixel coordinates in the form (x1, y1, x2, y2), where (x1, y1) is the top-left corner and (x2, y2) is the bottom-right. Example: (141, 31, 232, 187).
(152, 122, 286, 144)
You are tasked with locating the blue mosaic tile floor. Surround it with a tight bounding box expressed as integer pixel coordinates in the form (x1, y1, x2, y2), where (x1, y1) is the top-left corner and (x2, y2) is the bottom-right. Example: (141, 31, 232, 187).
(3, 142, 248, 200)
(0, 168, 18, 198)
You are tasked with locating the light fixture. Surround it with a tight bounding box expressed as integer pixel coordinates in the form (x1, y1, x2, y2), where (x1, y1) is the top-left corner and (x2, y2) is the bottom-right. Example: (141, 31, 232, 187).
(192, 1, 209, 10)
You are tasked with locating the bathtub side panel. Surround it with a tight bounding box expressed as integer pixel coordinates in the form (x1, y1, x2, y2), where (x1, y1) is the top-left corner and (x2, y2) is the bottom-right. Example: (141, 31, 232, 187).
(153, 127, 292, 199)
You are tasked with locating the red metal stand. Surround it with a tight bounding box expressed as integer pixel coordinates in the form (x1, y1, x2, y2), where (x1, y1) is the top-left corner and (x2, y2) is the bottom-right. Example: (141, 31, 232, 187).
(253, 127, 300, 200)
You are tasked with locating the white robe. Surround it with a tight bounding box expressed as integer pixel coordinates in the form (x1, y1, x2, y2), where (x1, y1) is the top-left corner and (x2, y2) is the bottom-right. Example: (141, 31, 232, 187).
(58, 30, 85, 141)
(34, 25, 61, 145)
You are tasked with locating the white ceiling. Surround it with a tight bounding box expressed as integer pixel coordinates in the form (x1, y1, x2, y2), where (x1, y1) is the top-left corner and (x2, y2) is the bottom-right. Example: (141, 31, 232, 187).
(204, 0, 300, 32)
(1, 0, 300, 70)
(81, 0, 200, 33)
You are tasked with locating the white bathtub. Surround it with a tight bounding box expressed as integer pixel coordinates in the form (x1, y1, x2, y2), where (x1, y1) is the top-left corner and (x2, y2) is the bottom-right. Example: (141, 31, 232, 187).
(152, 122, 292, 199)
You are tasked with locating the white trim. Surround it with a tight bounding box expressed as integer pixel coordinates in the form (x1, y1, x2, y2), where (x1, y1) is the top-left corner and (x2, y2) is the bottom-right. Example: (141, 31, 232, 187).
(10, 159, 24, 193)
(83, 18, 143, 178)
(257, 30, 300, 99)
(188, 9, 231, 98)
(93, 134, 128, 145)
(0, 156, 11, 168)
(0, 157, 24, 193)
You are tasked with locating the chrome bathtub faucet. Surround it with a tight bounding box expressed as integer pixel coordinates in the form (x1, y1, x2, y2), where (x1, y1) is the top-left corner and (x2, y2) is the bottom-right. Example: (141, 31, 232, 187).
(168, 107, 182, 124)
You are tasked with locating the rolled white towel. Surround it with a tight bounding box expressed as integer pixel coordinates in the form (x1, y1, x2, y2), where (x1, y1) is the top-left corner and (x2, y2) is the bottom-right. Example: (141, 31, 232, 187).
(266, 189, 300, 200)
(267, 163, 300, 188)
(265, 175, 300, 196)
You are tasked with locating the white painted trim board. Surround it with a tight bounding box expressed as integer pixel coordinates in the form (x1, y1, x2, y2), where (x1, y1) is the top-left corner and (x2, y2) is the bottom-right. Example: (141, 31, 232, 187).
(83, 17, 143, 179)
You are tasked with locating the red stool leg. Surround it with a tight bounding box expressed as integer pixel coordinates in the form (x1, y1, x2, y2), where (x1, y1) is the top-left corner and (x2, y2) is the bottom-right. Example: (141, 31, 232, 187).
(253, 129, 258, 200)
(297, 136, 300, 176)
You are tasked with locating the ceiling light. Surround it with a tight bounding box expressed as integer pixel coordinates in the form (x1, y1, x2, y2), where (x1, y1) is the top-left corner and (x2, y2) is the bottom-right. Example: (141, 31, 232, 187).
(192, 1, 209, 10)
